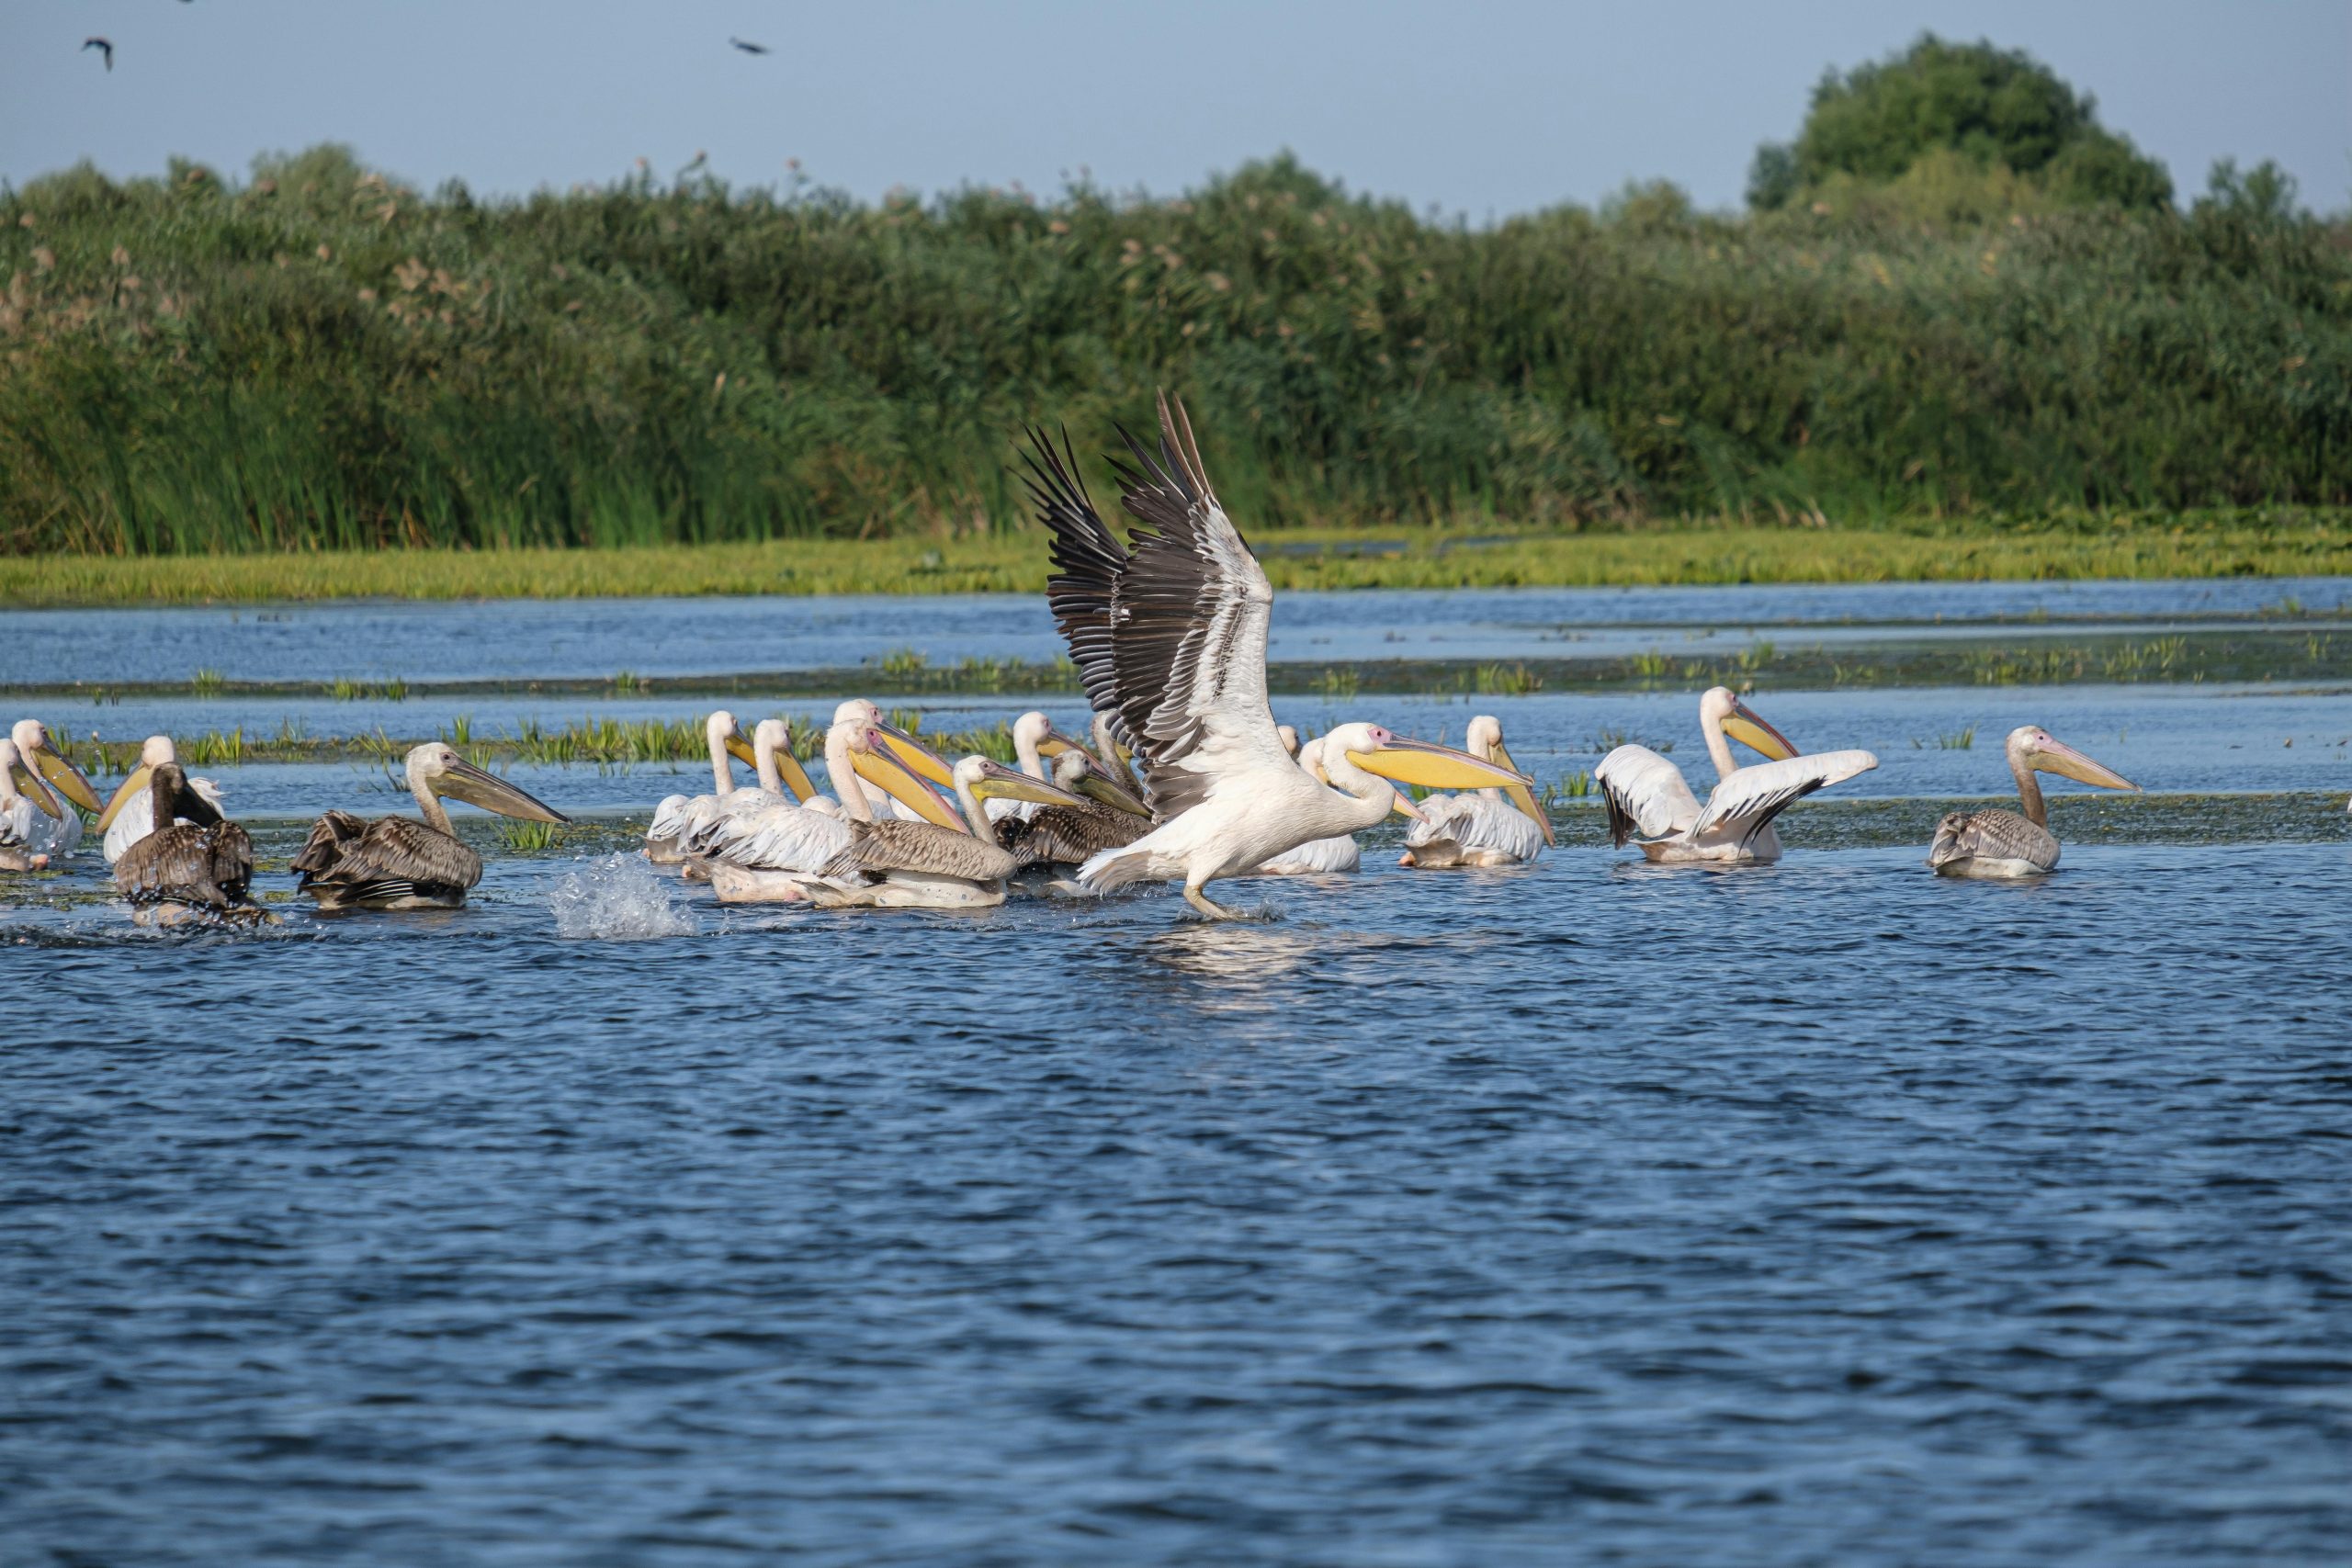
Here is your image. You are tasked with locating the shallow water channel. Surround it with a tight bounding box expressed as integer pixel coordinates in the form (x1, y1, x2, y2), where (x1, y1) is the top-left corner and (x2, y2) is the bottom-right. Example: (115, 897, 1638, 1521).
(4, 580, 2347, 1564)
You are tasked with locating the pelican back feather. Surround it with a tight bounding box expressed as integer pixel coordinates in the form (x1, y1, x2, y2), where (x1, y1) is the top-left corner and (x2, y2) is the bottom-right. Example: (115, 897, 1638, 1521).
(821, 818, 1017, 884)
(293, 812, 484, 901)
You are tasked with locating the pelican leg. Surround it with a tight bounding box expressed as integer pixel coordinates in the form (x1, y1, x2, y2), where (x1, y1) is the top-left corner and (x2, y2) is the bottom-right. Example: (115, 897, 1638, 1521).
(1182, 881, 1241, 920)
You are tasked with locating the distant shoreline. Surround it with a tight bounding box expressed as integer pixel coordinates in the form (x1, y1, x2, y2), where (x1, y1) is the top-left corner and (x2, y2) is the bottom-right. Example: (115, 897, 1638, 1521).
(5, 515, 2350, 608)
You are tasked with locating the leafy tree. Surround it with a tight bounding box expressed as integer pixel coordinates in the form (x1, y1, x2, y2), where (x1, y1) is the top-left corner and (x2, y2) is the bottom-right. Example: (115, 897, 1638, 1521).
(1749, 34, 2171, 211)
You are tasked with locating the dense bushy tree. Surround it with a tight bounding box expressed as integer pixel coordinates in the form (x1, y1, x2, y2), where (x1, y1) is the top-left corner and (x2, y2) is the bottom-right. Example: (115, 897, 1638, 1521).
(1750, 35, 2172, 211)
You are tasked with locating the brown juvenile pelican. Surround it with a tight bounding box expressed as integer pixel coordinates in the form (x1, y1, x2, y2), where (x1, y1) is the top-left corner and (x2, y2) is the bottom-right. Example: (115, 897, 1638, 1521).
(96, 735, 226, 863)
(1023, 400, 1529, 918)
(1400, 715, 1555, 868)
(996, 749, 1155, 879)
(112, 763, 271, 927)
(293, 743, 568, 909)
(1928, 726, 2139, 877)
(1596, 688, 1876, 864)
(809, 739, 1090, 908)
(1, 739, 65, 872)
(9, 720, 101, 859)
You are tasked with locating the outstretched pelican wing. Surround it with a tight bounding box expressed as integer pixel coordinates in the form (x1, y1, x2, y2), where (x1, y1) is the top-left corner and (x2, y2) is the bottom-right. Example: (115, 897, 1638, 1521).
(1101, 393, 1290, 817)
(1023, 424, 1132, 742)
(1594, 745, 1701, 845)
(1690, 750, 1878, 848)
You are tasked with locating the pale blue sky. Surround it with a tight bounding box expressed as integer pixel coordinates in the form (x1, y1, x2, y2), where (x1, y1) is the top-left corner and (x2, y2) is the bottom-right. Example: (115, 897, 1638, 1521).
(5, 1, 2346, 215)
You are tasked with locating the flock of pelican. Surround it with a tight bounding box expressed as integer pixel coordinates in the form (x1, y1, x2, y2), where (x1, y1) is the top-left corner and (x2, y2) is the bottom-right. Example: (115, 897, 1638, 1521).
(4, 394, 2159, 925)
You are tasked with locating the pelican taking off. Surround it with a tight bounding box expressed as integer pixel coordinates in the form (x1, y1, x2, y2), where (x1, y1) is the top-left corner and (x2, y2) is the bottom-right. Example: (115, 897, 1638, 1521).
(292, 744, 569, 909)
(1399, 715, 1555, 868)
(1928, 726, 2138, 877)
(1023, 400, 1531, 918)
(97, 736, 226, 863)
(110, 763, 270, 926)
(1596, 688, 1876, 864)
(8, 720, 100, 859)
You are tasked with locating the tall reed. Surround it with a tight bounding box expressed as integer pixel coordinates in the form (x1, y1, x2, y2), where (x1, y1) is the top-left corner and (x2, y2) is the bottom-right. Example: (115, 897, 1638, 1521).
(3, 146, 2346, 556)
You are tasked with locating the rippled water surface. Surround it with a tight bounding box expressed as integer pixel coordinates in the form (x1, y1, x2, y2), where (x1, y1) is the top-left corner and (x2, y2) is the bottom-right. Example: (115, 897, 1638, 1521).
(6, 583, 2351, 1565)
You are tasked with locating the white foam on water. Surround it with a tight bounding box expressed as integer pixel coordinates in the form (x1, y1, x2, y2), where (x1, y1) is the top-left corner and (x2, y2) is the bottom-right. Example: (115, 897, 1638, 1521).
(549, 853, 696, 940)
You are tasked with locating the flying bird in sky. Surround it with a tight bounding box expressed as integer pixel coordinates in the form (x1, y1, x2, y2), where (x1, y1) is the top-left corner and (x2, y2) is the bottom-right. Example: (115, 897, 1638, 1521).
(84, 37, 114, 71)
(729, 38, 770, 55)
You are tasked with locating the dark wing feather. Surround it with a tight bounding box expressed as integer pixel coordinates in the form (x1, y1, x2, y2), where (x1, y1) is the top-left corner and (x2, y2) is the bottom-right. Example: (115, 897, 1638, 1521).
(294, 814, 482, 895)
(115, 821, 254, 908)
(1098, 393, 1284, 816)
(1928, 807, 2059, 869)
(998, 803, 1150, 871)
(1023, 423, 1131, 741)
(820, 818, 1016, 882)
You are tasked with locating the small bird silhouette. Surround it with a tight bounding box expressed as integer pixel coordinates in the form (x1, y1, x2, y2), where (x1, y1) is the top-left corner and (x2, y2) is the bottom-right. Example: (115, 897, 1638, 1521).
(729, 38, 769, 55)
(84, 37, 114, 71)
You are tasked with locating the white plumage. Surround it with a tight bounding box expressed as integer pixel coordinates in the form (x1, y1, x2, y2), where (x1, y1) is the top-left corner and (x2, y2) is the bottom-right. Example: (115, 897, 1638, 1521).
(1596, 688, 1876, 864)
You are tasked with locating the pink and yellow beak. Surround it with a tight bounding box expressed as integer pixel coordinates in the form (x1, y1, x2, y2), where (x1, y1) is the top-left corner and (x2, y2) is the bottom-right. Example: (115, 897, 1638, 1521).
(1345, 735, 1532, 823)
(870, 719, 956, 789)
(25, 737, 100, 815)
(1487, 738, 1556, 847)
(9, 755, 63, 820)
(2030, 735, 2139, 793)
(96, 763, 157, 832)
(851, 731, 967, 830)
(1721, 701, 1800, 763)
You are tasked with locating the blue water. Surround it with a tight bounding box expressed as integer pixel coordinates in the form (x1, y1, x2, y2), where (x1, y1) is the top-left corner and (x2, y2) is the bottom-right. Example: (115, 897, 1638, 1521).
(6, 583, 2351, 1564)
(7, 575, 2347, 685)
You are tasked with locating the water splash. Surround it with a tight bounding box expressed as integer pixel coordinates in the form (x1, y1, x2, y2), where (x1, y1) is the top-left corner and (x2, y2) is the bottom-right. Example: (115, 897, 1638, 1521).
(549, 853, 695, 940)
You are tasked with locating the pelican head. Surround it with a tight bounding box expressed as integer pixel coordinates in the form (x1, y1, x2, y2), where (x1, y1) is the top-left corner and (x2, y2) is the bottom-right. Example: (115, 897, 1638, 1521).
(839, 722, 967, 829)
(956, 753, 1090, 809)
(2009, 726, 2138, 792)
(707, 709, 758, 770)
(0, 739, 63, 821)
(96, 733, 182, 831)
(1056, 748, 1155, 817)
(1277, 724, 1300, 757)
(835, 698, 954, 787)
(9, 719, 99, 814)
(747, 716, 820, 802)
(1322, 721, 1534, 822)
(405, 744, 570, 823)
(1462, 713, 1555, 846)
(1700, 686, 1800, 762)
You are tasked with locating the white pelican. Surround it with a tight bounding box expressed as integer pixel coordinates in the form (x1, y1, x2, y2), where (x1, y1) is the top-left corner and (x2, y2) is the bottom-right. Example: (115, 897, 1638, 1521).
(7, 719, 100, 858)
(97, 736, 227, 863)
(674, 718, 831, 872)
(1596, 687, 1877, 864)
(713, 718, 1084, 908)
(987, 709, 1101, 824)
(1023, 401, 1530, 918)
(1, 739, 65, 872)
(1255, 730, 1362, 875)
(109, 762, 271, 926)
(1400, 715, 1555, 868)
(292, 743, 570, 909)
(646, 711, 763, 863)
(1928, 726, 2139, 877)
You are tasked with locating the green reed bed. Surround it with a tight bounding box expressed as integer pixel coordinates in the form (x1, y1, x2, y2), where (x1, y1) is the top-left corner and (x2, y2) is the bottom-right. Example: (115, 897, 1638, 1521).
(1, 143, 2345, 560)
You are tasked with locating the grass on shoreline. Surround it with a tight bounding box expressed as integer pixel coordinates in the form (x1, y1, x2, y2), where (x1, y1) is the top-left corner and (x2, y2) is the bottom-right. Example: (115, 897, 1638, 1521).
(6, 513, 2351, 607)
